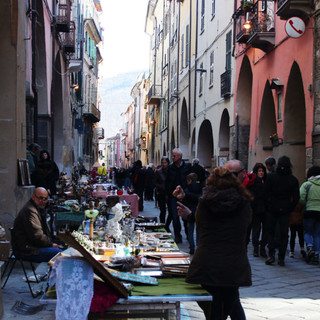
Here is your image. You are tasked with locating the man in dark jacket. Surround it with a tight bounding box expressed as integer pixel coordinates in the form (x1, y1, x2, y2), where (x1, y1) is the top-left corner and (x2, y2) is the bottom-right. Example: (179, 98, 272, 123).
(12, 187, 62, 262)
(189, 158, 207, 187)
(166, 148, 191, 243)
(264, 156, 299, 266)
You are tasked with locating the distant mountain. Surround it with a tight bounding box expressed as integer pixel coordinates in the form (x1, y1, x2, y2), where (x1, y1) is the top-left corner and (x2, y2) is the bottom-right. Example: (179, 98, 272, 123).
(99, 71, 147, 139)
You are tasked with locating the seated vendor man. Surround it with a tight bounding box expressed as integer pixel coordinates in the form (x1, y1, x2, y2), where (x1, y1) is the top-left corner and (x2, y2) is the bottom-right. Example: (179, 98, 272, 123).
(12, 187, 62, 262)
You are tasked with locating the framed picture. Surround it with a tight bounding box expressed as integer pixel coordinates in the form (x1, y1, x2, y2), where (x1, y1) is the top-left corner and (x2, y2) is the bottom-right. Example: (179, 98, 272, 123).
(18, 159, 31, 186)
(218, 156, 228, 167)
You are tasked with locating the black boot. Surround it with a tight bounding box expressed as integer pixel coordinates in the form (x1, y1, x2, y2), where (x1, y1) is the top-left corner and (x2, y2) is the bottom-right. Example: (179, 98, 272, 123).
(260, 246, 267, 258)
(253, 246, 259, 257)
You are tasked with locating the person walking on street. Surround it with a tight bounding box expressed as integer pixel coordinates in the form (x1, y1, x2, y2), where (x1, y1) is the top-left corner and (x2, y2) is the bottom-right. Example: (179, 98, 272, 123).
(265, 156, 299, 266)
(185, 166, 252, 320)
(189, 158, 207, 188)
(166, 148, 191, 243)
(248, 163, 268, 258)
(299, 165, 320, 265)
(154, 157, 172, 230)
(97, 163, 107, 177)
(132, 160, 146, 212)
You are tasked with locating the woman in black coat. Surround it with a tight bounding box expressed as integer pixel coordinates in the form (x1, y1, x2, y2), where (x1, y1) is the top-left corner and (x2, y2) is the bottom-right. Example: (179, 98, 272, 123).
(37, 150, 59, 195)
(186, 166, 252, 320)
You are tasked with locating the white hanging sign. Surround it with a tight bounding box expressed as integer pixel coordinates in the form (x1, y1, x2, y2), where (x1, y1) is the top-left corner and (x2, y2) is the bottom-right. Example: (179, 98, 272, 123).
(285, 17, 305, 39)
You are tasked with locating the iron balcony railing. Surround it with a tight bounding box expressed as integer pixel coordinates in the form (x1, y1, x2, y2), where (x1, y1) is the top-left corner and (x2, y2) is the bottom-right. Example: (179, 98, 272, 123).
(250, 0, 275, 34)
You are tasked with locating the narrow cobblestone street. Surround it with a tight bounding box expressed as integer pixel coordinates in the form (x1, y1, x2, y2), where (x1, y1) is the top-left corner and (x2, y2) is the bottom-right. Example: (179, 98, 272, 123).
(1, 199, 320, 319)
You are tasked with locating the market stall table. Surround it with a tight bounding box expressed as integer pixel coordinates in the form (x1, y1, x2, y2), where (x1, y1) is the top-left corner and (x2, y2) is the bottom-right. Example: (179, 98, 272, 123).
(92, 190, 139, 217)
(41, 277, 211, 320)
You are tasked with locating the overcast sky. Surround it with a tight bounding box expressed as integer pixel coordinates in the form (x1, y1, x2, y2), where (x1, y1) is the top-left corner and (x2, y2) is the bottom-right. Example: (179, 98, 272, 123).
(99, 0, 150, 78)
(98, 0, 150, 140)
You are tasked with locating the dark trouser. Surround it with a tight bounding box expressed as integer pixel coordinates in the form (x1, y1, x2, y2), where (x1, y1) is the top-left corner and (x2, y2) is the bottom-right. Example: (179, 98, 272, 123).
(19, 247, 62, 263)
(157, 193, 168, 223)
(170, 196, 182, 240)
(290, 224, 304, 252)
(202, 286, 246, 320)
(135, 189, 144, 211)
(252, 212, 268, 248)
(267, 212, 290, 259)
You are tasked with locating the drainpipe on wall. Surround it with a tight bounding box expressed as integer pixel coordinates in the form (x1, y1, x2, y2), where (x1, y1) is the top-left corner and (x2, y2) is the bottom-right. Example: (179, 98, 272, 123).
(176, 2, 181, 149)
(188, 0, 192, 138)
(32, 0, 38, 142)
(194, 0, 199, 119)
(51, 0, 56, 159)
(167, 3, 171, 155)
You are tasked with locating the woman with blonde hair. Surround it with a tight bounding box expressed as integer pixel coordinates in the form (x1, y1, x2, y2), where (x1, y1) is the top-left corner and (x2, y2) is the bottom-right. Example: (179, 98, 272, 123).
(186, 166, 252, 320)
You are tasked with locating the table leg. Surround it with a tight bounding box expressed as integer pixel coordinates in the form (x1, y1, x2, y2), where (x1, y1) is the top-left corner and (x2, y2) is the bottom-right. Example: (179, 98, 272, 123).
(176, 301, 180, 320)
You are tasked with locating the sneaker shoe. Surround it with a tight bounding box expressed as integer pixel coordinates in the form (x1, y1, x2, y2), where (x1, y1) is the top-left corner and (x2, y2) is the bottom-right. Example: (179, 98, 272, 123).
(260, 246, 267, 258)
(278, 259, 285, 266)
(265, 256, 275, 265)
(289, 251, 294, 258)
(306, 246, 314, 263)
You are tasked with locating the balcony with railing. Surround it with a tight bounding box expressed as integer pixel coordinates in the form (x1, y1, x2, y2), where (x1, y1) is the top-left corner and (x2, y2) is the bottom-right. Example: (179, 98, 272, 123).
(276, 0, 314, 20)
(83, 103, 100, 123)
(56, 0, 71, 32)
(220, 70, 231, 98)
(147, 85, 163, 105)
(61, 21, 75, 54)
(247, 0, 275, 52)
(234, 1, 275, 52)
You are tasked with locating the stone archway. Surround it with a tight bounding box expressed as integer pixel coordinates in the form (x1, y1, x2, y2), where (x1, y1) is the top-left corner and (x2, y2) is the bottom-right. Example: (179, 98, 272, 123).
(197, 120, 214, 168)
(179, 98, 189, 159)
(191, 129, 196, 160)
(255, 81, 277, 169)
(219, 109, 230, 162)
(282, 62, 306, 184)
(170, 128, 175, 153)
(235, 55, 252, 169)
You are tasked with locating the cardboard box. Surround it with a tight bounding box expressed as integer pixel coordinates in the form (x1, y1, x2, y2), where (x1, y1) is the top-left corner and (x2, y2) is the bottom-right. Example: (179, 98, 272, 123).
(0, 241, 10, 261)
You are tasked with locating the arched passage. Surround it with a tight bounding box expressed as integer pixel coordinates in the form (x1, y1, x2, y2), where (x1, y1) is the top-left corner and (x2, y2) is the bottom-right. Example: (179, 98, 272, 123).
(170, 128, 176, 153)
(256, 81, 276, 168)
(179, 98, 189, 159)
(236, 55, 252, 169)
(197, 120, 213, 168)
(219, 109, 230, 151)
(282, 62, 306, 183)
(191, 129, 196, 160)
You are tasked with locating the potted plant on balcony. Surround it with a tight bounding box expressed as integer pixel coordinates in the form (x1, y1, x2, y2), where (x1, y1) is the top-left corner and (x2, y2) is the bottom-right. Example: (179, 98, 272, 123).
(241, 0, 254, 12)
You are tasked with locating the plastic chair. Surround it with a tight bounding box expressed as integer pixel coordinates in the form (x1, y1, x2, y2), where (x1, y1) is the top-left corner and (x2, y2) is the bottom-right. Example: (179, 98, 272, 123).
(1, 228, 41, 298)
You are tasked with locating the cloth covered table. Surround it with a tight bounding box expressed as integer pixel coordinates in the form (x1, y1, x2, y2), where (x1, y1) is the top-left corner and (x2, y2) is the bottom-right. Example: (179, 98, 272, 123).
(49, 256, 94, 320)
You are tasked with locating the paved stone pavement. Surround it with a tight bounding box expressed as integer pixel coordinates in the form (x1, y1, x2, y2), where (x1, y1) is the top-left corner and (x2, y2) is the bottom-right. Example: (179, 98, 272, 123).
(1, 198, 320, 319)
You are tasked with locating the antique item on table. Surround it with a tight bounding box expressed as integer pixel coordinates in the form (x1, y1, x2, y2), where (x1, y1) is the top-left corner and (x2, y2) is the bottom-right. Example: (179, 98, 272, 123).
(58, 231, 128, 298)
(106, 195, 120, 208)
(85, 201, 99, 240)
(106, 203, 125, 242)
(106, 268, 158, 285)
(161, 256, 190, 266)
(132, 268, 163, 277)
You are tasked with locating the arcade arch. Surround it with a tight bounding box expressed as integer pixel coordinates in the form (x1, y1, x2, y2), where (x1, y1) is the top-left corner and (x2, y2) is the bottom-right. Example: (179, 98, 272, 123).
(197, 120, 213, 168)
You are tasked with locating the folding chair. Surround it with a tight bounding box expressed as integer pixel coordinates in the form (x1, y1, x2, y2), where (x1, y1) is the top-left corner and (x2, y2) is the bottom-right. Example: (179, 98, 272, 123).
(1, 228, 41, 298)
